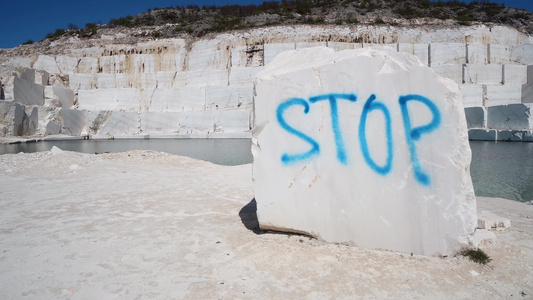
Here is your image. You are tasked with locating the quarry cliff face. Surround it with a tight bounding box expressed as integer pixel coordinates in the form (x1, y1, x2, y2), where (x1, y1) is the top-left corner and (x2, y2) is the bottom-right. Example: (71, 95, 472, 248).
(0, 24, 532, 140)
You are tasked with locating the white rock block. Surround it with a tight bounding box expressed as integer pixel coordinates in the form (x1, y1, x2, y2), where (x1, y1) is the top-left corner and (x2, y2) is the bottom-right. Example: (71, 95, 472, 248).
(156, 71, 178, 89)
(253, 47, 477, 256)
(55, 56, 79, 74)
(212, 110, 251, 133)
(76, 57, 99, 74)
(464, 107, 485, 128)
(467, 44, 487, 64)
(231, 45, 248, 68)
(140, 73, 157, 88)
(0, 101, 24, 136)
(116, 74, 133, 89)
(503, 65, 527, 85)
(510, 44, 533, 65)
(59, 108, 87, 135)
(231, 45, 264, 68)
(188, 39, 230, 71)
(96, 74, 118, 89)
(133, 54, 157, 73)
(91, 111, 139, 136)
(205, 84, 253, 110)
(140, 112, 179, 134)
(362, 43, 396, 50)
(20, 69, 36, 83)
(141, 111, 212, 134)
(487, 104, 533, 130)
(264, 43, 296, 65)
(37, 106, 61, 136)
(86, 111, 111, 134)
(68, 73, 95, 91)
(77, 88, 140, 111)
(430, 43, 466, 66)
(21, 69, 49, 85)
(398, 43, 429, 66)
(485, 85, 522, 106)
(460, 85, 484, 108)
(464, 64, 502, 85)
(145, 87, 205, 112)
(145, 88, 179, 112)
(45, 119, 61, 135)
(468, 129, 497, 141)
(488, 44, 511, 64)
(44, 86, 74, 108)
(296, 42, 327, 49)
(33, 55, 61, 74)
(432, 64, 463, 84)
(13, 76, 45, 106)
(229, 67, 264, 85)
(183, 69, 228, 87)
(326, 42, 356, 51)
(98, 56, 118, 74)
(477, 211, 511, 230)
(178, 87, 206, 111)
(523, 84, 533, 103)
(159, 53, 187, 72)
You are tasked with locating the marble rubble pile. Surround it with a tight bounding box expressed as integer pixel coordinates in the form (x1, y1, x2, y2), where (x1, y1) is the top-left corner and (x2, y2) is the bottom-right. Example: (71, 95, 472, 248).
(252, 47, 477, 256)
(0, 25, 531, 139)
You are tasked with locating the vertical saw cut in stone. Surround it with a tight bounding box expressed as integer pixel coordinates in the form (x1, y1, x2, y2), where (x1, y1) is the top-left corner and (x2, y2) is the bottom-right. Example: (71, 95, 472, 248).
(252, 47, 477, 256)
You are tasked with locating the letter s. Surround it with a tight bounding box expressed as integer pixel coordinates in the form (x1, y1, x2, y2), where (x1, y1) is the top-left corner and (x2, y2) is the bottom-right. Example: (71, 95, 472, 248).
(277, 98, 320, 165)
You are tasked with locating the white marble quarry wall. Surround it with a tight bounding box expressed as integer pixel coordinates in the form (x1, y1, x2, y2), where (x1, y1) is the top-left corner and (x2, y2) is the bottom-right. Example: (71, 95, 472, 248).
(0, 25, 531, 139)
(140, 110, 251, 135)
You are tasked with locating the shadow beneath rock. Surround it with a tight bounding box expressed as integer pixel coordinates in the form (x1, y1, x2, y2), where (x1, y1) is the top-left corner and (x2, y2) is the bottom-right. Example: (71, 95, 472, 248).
(239, 198, 262, 234)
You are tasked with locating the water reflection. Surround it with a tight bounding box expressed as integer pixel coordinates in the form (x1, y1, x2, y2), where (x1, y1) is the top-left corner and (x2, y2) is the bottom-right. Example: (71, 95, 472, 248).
(469, 141, 533, 202)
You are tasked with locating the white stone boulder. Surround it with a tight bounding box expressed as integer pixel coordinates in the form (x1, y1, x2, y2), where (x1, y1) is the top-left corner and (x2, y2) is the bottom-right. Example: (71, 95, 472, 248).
(13, 75, 45, 106)
(0, 101, 24, 136)
(44, 86, 75, 108)
(252, 47, 477, 256)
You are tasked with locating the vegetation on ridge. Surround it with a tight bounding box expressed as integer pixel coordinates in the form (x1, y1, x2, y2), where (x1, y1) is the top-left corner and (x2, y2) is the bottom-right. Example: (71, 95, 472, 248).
(24, 0, 533, 46)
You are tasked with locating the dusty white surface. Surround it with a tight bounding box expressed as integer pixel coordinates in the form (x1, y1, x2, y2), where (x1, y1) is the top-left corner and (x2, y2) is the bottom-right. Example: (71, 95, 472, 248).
(253, 47, 476, 255)
(0, 150, 532, 299)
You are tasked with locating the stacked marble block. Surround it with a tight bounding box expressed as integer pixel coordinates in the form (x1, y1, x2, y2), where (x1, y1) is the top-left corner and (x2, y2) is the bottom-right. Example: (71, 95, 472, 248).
(425, 43, 533, 141)
(0, 69, 74, 136)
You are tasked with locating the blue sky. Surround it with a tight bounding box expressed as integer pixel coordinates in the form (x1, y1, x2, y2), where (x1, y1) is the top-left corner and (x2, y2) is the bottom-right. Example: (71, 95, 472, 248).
(1, 0, 531, 49)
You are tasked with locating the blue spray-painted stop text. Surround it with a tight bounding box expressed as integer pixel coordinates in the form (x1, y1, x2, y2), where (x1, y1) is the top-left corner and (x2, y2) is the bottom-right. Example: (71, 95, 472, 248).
(276, 93, 441, 186)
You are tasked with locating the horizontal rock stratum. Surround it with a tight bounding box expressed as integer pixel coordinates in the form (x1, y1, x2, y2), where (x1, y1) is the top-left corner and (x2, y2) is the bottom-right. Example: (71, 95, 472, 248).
(252, 47, 477, 256)
(0, 24, 531, 139)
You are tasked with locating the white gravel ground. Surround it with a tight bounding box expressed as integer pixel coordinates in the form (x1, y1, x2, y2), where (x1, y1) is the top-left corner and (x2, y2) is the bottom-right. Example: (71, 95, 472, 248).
(0, 149, 532, 299)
